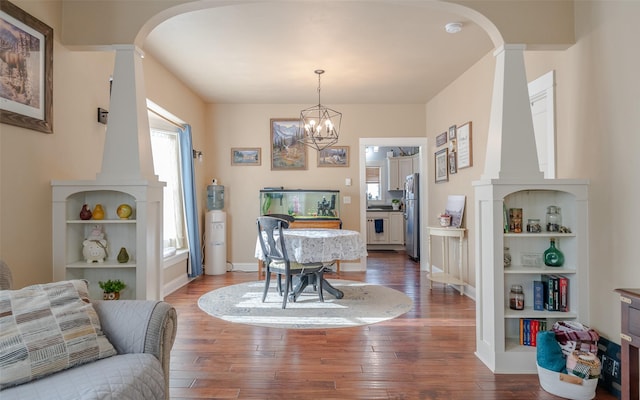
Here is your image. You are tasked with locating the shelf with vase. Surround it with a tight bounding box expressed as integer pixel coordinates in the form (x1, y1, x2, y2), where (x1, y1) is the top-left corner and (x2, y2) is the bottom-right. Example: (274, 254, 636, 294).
(474, 181, 589, 374)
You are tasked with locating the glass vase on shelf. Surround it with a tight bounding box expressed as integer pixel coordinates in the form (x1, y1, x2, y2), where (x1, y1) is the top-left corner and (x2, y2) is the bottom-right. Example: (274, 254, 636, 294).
(546, 205, 562, 232)
(504, 247, 511, 268)
(544, 238, 564, 267)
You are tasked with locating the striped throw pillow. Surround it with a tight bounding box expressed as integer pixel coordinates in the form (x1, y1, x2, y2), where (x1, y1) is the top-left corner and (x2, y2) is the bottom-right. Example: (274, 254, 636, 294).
(0, 279, 116, 389)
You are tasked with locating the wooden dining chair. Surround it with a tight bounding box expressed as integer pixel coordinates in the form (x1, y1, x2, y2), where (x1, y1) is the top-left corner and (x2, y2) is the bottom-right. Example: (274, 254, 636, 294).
(256, 216, 325, 309)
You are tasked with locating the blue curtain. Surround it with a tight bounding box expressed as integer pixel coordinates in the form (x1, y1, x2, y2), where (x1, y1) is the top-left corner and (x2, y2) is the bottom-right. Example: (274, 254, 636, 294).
(179, 125, 203, 277)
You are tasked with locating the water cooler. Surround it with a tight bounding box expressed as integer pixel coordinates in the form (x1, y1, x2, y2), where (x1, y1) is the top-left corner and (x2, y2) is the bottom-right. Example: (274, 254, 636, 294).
(205, 182, 226, 275)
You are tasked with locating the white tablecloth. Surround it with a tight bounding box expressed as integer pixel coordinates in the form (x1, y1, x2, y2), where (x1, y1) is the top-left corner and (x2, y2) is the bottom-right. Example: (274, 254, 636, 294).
(255, 229, 367, 263)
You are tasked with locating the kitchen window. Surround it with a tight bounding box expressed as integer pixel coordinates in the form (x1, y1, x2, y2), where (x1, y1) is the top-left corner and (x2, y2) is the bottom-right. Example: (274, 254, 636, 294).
(366, 166, 381, 200)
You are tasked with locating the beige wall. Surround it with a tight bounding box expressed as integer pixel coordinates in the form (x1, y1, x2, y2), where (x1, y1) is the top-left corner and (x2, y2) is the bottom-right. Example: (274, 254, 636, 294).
(207, 104, 426, 267)
(425, 52, 495, 288)
(0, 1, 206, 288)
(425, 0, 640, 342)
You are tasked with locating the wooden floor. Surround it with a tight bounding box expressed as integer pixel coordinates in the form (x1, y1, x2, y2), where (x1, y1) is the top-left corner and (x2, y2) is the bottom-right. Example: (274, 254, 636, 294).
(165, 250, 616, 400)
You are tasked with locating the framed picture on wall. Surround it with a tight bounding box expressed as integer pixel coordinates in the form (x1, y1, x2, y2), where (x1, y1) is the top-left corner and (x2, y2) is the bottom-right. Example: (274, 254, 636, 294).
(436, 131, 447, 147)
(270, 118, 307, 170)
(448, 150, 457, 174)
(318, 146, 349, 167)
(456, 121, 473, 169)
(448, 125, 457, 140)
(435, 148, 448, 183)
(0, 1, 53, 133)
(231, 147, 261, 166)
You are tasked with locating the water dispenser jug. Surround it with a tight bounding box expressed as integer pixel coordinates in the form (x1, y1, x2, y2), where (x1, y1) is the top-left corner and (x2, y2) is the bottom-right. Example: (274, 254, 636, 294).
(207, 181, 224, 210)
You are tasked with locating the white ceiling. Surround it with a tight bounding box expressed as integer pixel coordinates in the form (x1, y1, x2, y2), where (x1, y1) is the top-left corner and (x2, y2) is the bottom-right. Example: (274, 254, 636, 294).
(143, 2, 493, 105)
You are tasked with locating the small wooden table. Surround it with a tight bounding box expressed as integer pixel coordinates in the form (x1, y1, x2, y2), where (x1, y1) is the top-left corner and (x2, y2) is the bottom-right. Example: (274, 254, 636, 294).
(616, 288, 640, 400)
(426, 226, 466, 295)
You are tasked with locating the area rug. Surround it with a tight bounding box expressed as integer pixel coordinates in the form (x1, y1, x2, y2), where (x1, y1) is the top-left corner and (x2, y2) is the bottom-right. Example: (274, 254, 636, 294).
(197, 279, 413, 329)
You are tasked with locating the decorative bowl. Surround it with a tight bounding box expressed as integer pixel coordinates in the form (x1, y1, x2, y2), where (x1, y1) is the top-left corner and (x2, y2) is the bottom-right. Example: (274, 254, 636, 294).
(117, 204, 133, 219)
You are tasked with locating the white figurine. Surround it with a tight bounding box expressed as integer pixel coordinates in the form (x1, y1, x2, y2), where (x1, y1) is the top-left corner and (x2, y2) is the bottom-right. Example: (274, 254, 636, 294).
(83, 225, 108, 263)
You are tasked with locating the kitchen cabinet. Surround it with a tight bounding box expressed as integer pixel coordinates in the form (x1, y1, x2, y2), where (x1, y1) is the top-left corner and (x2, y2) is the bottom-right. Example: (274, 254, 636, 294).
(474, 180, 589, 373)
(366, 211, 404, 245)
(389, 213, 405, 245)
(387, 156, 415, 191)
(367, 213, 389, 244)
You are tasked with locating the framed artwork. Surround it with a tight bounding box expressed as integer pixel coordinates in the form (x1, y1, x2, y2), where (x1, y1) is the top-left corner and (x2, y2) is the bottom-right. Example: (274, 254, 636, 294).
(435, 131, 447, 147)
(0, 1, 53, 133)
(270, 118, 307, 170)
(318, 146, 349, 167)
(448, 125, 457, 140)
(435, 148, 448, 183)
(456, 121, 473, 169)
(448, 150, 457, 174)
(231, 147, 261, 166)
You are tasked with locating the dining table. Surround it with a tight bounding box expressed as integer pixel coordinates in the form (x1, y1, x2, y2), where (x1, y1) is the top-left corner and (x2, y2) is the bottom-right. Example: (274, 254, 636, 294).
(255, 228, 368, 299)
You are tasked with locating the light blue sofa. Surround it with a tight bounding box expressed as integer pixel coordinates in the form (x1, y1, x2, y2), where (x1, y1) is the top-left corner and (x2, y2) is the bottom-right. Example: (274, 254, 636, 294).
(0, 261, 177, 400)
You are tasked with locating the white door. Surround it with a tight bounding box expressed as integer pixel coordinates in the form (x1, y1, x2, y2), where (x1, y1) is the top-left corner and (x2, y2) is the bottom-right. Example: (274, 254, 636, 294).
(528, 70, 556, 179)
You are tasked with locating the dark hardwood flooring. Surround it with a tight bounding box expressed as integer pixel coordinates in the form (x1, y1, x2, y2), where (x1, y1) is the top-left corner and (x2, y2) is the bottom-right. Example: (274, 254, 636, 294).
(165, 250, 616, 399)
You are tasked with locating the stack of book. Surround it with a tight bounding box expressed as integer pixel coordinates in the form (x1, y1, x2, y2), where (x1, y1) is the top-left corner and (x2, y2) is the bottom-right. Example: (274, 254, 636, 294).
(519, 318, 547, 346)
(535, 275, 569, 312)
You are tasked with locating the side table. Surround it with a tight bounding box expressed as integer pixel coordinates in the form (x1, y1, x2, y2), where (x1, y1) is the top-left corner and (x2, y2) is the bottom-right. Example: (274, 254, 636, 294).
(616, 288, 640, 400)
(426, 226, 466, 295)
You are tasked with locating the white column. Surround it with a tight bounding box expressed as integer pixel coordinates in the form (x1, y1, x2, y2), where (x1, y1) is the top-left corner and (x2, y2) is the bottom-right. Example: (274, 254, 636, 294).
(97, 45, 158, 183)
(482, 44, 543, 181)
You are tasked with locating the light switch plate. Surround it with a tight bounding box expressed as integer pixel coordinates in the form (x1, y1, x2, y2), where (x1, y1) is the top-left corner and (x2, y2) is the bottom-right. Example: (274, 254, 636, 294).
(343, 196, 351, 204)
(345, 178, 352, 186)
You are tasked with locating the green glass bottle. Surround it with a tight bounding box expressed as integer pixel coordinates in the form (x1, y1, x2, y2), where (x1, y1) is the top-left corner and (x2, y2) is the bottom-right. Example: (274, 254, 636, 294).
(544, 238, 564, 267)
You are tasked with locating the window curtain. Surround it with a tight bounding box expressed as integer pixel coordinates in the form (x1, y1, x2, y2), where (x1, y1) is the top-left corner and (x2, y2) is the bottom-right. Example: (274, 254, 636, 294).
(179, 125, 203, 277)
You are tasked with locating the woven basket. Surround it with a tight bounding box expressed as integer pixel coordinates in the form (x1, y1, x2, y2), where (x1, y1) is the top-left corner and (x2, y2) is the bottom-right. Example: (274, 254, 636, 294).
(537, 364, 598, 400)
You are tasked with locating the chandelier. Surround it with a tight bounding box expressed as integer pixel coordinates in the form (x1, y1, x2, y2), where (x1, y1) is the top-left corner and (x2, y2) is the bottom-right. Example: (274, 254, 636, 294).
(299, 70, 342, 152)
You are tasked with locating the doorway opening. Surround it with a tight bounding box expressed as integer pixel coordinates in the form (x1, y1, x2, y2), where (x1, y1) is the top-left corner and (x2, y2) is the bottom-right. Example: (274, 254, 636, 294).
(359, 137, 429, 272)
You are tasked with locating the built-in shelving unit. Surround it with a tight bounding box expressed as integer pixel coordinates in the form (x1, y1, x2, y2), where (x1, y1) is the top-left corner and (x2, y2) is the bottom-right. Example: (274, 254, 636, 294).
(52, 181, 164, 300)
(474, 180, 589, 373)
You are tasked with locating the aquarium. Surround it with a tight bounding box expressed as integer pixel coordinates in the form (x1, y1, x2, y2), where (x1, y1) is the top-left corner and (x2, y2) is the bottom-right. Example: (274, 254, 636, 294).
(259, 189, 340, 220)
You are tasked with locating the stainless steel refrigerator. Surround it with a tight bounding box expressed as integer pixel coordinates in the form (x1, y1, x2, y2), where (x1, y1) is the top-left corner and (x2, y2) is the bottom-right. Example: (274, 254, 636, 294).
(404, 173, 419, 260)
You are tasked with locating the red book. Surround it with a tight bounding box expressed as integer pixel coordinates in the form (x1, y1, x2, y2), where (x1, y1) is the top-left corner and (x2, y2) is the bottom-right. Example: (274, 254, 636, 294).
(531, 320, 538, 347)
(557, 276, 569, 312)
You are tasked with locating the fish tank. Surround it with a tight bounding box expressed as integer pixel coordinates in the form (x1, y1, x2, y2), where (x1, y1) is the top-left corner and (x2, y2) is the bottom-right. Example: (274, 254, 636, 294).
(259, 189, 340, 220)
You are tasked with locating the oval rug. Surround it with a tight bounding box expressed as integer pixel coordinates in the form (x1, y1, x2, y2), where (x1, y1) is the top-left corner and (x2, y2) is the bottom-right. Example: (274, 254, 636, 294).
(197, 279, 413, 329)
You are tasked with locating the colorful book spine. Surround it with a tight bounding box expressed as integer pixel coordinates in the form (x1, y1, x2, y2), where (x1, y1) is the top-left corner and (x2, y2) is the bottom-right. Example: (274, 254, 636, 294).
(533, 280, 544, 311)
(557, 275, 569, 312)
(552, 277, 559, 311)
(541, 275, 555, 311)
(519, 319, 548, 347)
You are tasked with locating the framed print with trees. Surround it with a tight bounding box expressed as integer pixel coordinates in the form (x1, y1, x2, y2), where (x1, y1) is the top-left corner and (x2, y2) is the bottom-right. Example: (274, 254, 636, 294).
(270, 118, 307, 170)
(0, 1, 53, 133)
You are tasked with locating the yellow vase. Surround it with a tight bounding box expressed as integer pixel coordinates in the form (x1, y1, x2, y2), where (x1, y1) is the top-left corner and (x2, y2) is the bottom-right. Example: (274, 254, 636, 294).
(92, 204, 105, 220)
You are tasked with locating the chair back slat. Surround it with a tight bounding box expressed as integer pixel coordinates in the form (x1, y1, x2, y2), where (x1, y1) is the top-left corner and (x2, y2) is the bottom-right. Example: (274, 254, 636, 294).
(257, 216, 291, 266)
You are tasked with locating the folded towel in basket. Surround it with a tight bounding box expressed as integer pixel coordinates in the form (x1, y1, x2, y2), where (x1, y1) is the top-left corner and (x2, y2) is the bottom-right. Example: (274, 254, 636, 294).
(374, 219, 384, 233)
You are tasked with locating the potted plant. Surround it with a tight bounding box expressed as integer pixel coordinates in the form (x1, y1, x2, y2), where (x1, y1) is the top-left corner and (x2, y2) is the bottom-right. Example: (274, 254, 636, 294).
(391, 198, 401, 210)
(99, 279, 126, 300)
